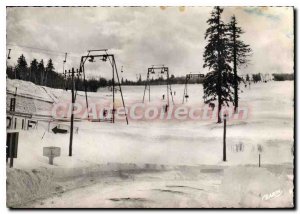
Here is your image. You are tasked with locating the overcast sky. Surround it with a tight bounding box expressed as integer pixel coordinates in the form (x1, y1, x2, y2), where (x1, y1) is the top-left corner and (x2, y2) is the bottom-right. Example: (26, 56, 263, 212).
(6, 6, 293, 80)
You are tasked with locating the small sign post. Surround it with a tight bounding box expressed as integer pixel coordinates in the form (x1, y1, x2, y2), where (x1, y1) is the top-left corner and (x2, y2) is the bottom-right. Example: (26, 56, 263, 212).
(43, 147, 61, 165)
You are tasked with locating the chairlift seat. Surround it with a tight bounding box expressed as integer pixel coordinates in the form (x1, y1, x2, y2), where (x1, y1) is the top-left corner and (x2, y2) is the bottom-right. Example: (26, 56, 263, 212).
(88, 56, 95, 62)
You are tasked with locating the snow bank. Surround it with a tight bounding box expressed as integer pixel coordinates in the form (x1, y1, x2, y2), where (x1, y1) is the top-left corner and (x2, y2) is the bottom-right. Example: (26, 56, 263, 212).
(7, 168, 58, 207)
(7, 162, 170, 207)
(6, 79, 53, 102)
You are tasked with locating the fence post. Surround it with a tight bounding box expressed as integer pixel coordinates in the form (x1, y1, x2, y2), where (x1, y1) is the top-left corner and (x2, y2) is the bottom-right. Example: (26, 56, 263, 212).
(223, 113, 227, 162)
(69, 68, 75, 157)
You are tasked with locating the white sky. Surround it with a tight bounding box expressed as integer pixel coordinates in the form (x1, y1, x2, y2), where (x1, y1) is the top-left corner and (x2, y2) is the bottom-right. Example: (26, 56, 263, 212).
(6, 6, 294, 80)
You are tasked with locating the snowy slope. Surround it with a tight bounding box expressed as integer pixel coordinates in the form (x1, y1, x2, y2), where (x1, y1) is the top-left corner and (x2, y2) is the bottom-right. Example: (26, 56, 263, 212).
(6, 79, 294, 208)
(6, 79, 294, 168)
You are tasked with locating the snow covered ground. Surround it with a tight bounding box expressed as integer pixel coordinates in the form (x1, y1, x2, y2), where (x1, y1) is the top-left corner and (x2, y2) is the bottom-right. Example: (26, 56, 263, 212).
(6, 79, 294, 208)
(26, 165, 293, 208)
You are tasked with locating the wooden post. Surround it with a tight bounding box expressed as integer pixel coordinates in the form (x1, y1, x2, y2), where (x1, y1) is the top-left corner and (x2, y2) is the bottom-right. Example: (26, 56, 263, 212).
(142, 71, 148, 103)
(223, 113, 227, 162)
(149, 83, 150, 102)
(69, 68, 75, 157)
(9, 139, 13, 168)
(112, 59, 115, 123)
(9, 88, 17, 130)
(49, 156, 54, 165)
(49, 149, 54, 165)
(257, 144, 263, 167)
(167, 77, 169, 107)
(9, 141, 14, 168)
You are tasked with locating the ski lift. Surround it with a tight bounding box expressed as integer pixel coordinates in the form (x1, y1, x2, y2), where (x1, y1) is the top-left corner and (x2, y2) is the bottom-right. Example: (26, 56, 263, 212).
(121, 66, 124, 73)
(101, 55, 107, 62)
(88, 56, 95, 62)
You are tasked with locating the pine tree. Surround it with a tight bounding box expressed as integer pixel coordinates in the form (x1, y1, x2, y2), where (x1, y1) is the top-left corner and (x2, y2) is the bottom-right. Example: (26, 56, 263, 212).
(16, 54, 28, 80)
(203, 6, 233, 123)
(6, 66, 14, 79)
(30, 59, 38, 83)
(38, 59, 45, 85)
(46, 59, 55, 87)
(227, 15, 252, 112)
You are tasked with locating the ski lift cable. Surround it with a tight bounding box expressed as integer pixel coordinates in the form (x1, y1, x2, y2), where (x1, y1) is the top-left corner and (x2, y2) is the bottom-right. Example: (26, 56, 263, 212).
(7, 43, 66, 54)
(6, 43, 83, 58)
(116, 58, 148, 71)
(6, 46, 82, 61)
(6, 47, 64, 58)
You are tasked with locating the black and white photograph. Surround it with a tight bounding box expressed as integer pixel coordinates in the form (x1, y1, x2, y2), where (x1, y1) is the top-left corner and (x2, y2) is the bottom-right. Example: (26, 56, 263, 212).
(4, 3, 295, 209)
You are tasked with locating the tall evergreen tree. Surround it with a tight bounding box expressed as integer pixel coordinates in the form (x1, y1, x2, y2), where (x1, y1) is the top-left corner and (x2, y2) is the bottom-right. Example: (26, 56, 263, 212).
(30, 59, 38, 83)
(6, 66, 14, 79)
(203, 6, 233, 123)
(45, 59, 55, 87)
(227, 15, 252, 112)
(16, 54, 28, 80)
(38, 59, 45, 85)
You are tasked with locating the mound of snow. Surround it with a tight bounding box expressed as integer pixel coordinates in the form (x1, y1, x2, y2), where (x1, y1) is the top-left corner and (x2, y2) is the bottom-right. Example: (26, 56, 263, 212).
(7, 168, 59, 207)
(7, 79, 53, 102)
